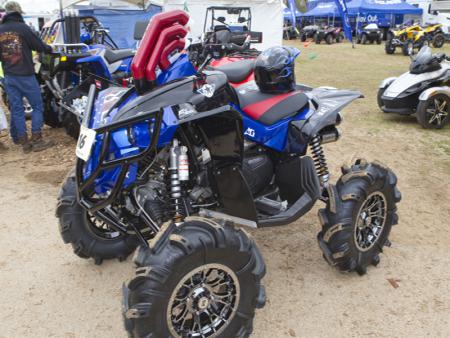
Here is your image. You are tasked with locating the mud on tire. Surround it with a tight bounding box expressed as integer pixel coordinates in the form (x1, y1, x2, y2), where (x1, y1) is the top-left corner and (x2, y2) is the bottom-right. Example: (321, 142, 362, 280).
(61, 108, 81, 140)
(55, 169, 139, 264)
(123, 218, 266, 338)
(317, 159, 401, 275)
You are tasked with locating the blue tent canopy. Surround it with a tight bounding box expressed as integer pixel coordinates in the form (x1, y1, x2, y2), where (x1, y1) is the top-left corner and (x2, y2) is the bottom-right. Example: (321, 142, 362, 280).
(347, 0, 422, 15)
(283, 7, 303, 20)
(302, 3, 339, 17)
(77, 5, 162, 49)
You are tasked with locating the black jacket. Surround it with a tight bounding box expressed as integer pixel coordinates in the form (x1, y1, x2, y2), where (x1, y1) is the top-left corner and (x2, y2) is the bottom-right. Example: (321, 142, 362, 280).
(0, 12, 52, 76)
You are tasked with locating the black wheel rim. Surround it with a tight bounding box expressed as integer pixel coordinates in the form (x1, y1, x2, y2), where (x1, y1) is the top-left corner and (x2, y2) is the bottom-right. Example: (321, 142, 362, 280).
(86, 212, 122, 239)
(354, 192, 387, 252)
(426, 97, 449, 126)
(167, 264, 240, 337)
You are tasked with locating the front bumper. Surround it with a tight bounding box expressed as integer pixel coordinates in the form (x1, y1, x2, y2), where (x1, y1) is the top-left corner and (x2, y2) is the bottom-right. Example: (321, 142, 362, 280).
(380, 94, 417, 115)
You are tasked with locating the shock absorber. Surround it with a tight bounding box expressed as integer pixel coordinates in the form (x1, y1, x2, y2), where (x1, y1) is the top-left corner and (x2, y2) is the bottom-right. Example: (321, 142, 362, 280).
(309, 135, 330, 187)
(169, 139, 188, 224)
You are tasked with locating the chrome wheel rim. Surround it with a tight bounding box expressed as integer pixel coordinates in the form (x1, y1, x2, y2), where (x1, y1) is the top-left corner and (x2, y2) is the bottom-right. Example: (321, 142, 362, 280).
(167, 263, 240, 338)
(354, 192, 387, 252)
(426, 97, 448, 126)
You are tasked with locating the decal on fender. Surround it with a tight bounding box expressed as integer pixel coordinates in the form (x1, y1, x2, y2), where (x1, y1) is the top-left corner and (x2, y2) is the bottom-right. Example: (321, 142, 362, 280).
(244, 127, 255, 137)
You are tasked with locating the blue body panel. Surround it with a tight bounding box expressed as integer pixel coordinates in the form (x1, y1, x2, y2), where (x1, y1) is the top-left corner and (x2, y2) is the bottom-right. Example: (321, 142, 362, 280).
(75, 45, 133, 80)
(87, 55, 312, 194)
(232, 103, 311, 153)
(86, 55, 196, 193)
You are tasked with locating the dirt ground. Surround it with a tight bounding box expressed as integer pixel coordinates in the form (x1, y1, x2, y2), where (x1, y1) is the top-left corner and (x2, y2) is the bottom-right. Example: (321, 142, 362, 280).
(1, 42, 449, 338)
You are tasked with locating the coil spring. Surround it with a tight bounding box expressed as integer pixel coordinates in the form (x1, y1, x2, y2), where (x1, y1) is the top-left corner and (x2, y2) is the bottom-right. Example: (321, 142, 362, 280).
(169, 167, 186, 223)
(310, 135, 330, 186)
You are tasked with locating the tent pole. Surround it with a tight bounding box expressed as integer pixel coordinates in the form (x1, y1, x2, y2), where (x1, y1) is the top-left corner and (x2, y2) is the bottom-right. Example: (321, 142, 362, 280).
(59, 0, 66, 42)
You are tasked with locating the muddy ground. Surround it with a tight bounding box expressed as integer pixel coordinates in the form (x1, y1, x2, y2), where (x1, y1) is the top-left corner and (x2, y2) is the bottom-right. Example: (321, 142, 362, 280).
(0, 42, 449, 338)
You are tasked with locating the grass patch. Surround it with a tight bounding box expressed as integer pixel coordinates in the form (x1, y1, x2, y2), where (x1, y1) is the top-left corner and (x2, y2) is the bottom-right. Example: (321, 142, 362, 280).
(437, 142, 450, 157)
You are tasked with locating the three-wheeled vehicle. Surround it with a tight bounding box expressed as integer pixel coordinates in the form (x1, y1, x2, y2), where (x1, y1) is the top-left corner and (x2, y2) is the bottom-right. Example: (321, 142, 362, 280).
(378, 46, 450, 128)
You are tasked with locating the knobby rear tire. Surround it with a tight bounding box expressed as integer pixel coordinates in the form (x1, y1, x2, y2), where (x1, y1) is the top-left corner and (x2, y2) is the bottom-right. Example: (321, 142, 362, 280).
(317, 159, 401, 275)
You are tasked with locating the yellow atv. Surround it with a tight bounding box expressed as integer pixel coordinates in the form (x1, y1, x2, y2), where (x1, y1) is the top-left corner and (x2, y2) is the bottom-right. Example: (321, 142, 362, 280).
(385, 24, 429, 56)
(423, 23, 445, 48)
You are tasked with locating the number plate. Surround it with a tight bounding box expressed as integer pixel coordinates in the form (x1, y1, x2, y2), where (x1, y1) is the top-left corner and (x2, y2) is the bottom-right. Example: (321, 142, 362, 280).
(76, 125, 96, 161)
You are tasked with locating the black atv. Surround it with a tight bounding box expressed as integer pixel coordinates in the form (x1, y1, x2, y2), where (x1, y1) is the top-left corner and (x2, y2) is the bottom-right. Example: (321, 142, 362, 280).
(357, 23, 382, 44)
(300, 25, 319, 41)
(315, 26, 344, 44)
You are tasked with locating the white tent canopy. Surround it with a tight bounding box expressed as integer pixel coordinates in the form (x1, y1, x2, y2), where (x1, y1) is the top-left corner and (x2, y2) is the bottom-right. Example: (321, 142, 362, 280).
(59, 0, 154, 9)
(164, 0, 283, 51)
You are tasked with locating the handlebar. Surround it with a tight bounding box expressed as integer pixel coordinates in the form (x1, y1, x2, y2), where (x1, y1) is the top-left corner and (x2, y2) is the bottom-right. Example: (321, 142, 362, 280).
(51, 43, 90, 53)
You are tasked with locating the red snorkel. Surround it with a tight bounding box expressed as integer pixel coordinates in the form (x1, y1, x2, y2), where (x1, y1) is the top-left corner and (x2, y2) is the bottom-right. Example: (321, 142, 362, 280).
(131, 10, 189, 94)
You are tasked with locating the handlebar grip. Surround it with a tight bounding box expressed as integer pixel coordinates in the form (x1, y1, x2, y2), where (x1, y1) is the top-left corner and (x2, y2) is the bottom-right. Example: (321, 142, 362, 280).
(225, 42, 249, 52)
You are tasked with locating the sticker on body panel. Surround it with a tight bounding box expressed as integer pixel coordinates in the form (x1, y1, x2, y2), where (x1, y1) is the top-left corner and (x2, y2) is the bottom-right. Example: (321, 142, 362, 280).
(76, 125, 97, 161)
(244, 127, 255, 137)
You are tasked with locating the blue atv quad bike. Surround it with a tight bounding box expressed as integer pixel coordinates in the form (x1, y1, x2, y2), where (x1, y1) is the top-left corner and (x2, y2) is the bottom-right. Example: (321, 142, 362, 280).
(55, 10, 401, 338)
(39, 15, 135, 139)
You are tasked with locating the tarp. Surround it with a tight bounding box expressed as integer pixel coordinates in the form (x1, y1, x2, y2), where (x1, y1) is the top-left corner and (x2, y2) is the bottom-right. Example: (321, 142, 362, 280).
(164, 0, 283, 51)
(76, 5, 162, 48)
(302, 2, 339, 17)
(347, 0, 423, 15)
(283, 7, 302, 20)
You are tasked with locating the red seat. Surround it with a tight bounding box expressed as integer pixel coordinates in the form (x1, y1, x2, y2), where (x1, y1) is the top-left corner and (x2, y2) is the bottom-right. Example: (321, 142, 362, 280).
(236, 81, 309, 125)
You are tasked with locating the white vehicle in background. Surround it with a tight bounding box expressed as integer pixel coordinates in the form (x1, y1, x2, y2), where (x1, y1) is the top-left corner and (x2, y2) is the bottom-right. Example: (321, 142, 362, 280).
(407, 0, 450, 37)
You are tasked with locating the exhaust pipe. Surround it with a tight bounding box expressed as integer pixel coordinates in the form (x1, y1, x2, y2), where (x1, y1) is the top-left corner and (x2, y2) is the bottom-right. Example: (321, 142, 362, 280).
(319, 127, 341, 144)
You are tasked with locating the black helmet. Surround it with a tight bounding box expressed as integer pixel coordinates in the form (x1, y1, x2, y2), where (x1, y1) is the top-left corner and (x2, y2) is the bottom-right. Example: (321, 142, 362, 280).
(254, 46, 300, 94)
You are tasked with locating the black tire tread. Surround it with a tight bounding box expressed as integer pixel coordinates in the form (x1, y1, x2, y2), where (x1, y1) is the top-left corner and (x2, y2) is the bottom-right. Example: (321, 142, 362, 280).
(56, 169, 138, 263)
(416, 94, 450, 129)
(124, 218, 266, 338)
(317, 159, 401, 275)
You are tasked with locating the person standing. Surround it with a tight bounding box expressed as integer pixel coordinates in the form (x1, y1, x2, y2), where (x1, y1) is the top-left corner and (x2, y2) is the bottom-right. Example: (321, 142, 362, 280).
(0, 1, 54, 152)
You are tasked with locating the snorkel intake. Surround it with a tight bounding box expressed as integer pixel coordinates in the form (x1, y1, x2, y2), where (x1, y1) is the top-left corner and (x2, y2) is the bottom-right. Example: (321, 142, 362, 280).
(131, 10, 189, 94)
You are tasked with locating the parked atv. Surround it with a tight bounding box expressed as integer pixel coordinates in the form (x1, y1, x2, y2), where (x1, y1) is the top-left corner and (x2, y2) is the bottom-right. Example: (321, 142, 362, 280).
(315, 26, 344, 44)
(378, 46, 450, 128)
(423, 23, 445, 48)
(189, 6, 262, 87)
(385, 24, 427, 56)
(189, 31, 260, 87)
(357, 23, 382, 44)
(38, 15, 134, 139)
(56, 10, 401, 338)
(300, 25, 319, 41)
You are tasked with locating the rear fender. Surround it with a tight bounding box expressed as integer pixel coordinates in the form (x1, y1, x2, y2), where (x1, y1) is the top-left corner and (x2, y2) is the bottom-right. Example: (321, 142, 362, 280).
(76, 55, 111, 78)
(418, 86, 450, 101)
(292, 88, 362, 144)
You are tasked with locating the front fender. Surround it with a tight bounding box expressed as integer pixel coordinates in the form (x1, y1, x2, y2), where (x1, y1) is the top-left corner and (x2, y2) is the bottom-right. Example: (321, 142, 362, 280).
(418, 86, 450, 101)
(380, 77, 397, 89)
